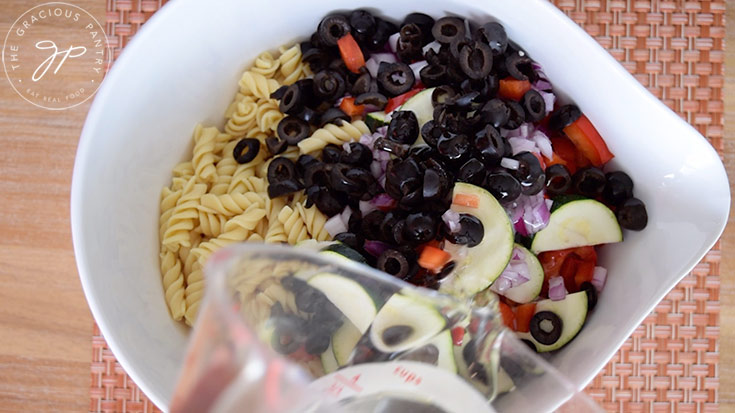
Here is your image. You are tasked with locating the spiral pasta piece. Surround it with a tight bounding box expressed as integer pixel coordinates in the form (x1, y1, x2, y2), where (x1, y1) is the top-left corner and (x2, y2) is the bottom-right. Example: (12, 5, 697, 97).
(162, 177, 207, 252)
(264, 196, 288, 243)
(277, 205, 309, 245)
(172, 161, 194, 179)
(297, 120, 370, 154)
(192, 124, 228, 183)
(296, 202, 331, 241)
(159, 187, 182, 240)
(197, 211, 227, 238)
(183, 263, 204, 326)
(224, 96, 258, 137)
(239, 71, 280, 99)
(255, 98, 284, 134)
(160, 249, 186, 321)
(192, 205, 267, 265)
(250, 51, 280, 78)
(277, 44, 306, 85)
(197, 192, 265, 217)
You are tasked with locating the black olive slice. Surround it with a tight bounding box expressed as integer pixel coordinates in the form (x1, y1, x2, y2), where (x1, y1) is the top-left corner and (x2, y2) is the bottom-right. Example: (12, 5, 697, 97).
(529, 311, 563, 345)
(377, 249, 410, 278)
(317, 14, 351, 47)
(432, 17, 466, 44)
(521, 89, 546, 122)
(377, 62, 415, 96)
(548, 104, 582, 131)
(545, 164, 572, 196)
(616, 197, 648, 231)
(277, 116, 310, 145)
(573, 167, 606, 197)
(233, 138, 260, 164)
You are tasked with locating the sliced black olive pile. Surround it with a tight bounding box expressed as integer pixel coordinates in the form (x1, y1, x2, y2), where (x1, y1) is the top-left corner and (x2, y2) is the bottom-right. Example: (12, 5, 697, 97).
(255, 11, 648, 295)
(271, 276, 345, 355)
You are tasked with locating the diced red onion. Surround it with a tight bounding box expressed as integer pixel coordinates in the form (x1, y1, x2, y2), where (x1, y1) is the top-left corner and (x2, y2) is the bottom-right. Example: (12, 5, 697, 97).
(325, 214, 348, 237)
(409, 61, 428, 84)
(538, 90, 556, 114)
(531, 62, 545, 72)
(378, 174, 386, 189)
(359, 200, 377, 216)
(377, 126, 388, 135)
(545, 199, 554, 210)
(548, 276, 568, 301)
(388, 33, 400, 53)
(342, 142, 352, 153)
(464, 19, 472, 39)
(508, 137, 537, 155)
(371, 193, 397, 210)
(532, 131, 553, 159)
(360, 133, 377, 149)
(591, 266, 607, 293)
(422, 41, 441, 54)
(500, 157, 520, 170)
(364, 240, 390, 257)
(340, 206, 353, 227)
(366, 53, 397, 78)
(370, 160, 383, 178)
(365, 57, 380, 78)
(491, 247, 531, 294)
(442, 210, 461, 233)
(506, 193, 551, 236)
(514, 218, 528, 237)
(364, 104, 382, 113)
(533, 79, 553, 91)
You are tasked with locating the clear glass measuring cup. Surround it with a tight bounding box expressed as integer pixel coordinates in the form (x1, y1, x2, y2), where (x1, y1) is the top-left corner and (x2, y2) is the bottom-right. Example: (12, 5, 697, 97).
(169, 243, 601, 412)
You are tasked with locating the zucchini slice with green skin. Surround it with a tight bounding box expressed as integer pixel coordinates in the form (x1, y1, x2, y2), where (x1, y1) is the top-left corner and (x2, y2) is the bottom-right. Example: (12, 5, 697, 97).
(517, 291, 588, 353)
(320, 242, 367, 264)
(497, 244, 544, 304)
(365, 111, 388, 132)
(531, 199, 622, 254)
(439, 183, 514, 297)
(369, 293, 446, 354)
(332, 320, 362, 366)
(307, 273, 377, 334)
(320, 341, 339, 374)
(396, 87, 435, 146)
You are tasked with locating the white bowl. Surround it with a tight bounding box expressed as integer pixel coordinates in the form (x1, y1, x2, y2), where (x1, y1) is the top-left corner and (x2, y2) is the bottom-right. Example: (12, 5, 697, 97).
(71, 0, 730, 409)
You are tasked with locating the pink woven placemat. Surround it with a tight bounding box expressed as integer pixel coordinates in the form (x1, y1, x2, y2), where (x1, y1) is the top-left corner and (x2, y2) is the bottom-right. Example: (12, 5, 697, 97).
(90, 1, 723, 411)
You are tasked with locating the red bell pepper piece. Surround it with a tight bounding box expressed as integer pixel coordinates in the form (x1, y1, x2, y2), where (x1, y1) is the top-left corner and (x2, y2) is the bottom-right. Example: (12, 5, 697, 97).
(563, 115, 614, 167)
(337, 33, 365, 73)
(498, 301, 515, 330)
(498, 77, 532, 100)
(339, 97, 365, 117)
(515, 303, 537, 333)
(384, 88, 423, 113)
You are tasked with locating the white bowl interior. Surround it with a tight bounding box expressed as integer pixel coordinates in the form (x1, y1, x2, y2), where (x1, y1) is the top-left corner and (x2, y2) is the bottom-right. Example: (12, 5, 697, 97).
(71, 0, 729, 409)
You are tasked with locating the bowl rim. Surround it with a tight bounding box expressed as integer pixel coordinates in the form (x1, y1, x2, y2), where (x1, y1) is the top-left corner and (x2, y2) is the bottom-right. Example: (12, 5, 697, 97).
(71, 0, 730, 409)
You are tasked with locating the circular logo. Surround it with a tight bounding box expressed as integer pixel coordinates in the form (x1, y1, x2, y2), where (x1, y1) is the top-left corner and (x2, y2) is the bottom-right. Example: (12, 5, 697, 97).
(2, 2, 110, 110)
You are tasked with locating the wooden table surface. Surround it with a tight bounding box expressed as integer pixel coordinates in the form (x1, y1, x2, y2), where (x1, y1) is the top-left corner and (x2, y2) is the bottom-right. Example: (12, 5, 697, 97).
(0, 1, 732, 412)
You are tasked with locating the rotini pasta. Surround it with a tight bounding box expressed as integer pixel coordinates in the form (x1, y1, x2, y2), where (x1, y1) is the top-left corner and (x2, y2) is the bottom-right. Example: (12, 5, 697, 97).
(277, 205, 310, 245)
(160, 249, 186, 321)
(158, 42, 337, 326)
(191, 204, 267, 266)
(255, 98, 283, 134)
(297, 120, 370, 154)
(250, 51, 280, 78)
(238, 71, 280, 99)
(296, 202, 331, 241)
(162, 177, 207, 253)
(277, 44, 307, 85)
(192, 124, 229, 183)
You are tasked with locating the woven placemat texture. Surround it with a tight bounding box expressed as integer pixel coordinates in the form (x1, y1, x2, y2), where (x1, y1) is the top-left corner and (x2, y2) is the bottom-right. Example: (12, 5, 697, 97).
(90, 1, 723, 412)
